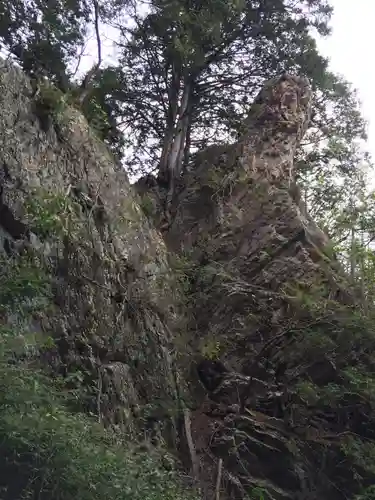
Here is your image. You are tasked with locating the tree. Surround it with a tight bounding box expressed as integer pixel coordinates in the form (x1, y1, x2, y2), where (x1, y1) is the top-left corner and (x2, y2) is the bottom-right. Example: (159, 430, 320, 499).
(0, 0, 92, 90)
(0, 0, 126, 158)
(0, 0, 370, 228)
(79, 66, 129, 160)
(87, 1, 374, 244)
(308, 152, 375, 305)
(102, 0, 368, 218)
(296, 73, 367, 223)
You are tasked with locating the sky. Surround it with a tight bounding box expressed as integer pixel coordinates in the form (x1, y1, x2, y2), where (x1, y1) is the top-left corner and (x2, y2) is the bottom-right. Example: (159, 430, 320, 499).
(68, 0, 375, 167)
(317, 0, 375, 161)
(84, 1, 375, 159)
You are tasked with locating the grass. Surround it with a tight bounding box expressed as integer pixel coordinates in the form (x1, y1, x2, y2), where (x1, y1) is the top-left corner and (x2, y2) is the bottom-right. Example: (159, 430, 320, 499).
(0, 246, 197, 500)
(0, 332, 197, 500)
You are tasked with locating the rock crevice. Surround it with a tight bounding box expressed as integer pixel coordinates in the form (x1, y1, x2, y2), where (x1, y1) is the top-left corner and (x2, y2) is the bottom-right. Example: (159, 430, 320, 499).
(1, 60, 374, 500)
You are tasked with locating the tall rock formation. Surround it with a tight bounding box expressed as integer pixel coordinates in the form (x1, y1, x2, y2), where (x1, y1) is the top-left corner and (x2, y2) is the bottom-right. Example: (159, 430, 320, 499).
(1, 58, 375, 500)
(0, 59, 180, 439)
(137, 74, 375, 499)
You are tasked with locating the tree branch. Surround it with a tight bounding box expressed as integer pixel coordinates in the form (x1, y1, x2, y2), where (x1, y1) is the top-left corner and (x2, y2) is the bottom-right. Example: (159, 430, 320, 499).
(78, 0, 102, 105)
(183, 408, 200, 480)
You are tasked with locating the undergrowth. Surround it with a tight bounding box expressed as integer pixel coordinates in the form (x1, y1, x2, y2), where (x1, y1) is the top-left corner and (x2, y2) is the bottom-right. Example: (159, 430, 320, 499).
(181, 257, 375, 496)
(0, 353, 195, 500)
(0, 244, 197, 500)
(33, 80, 113, 145)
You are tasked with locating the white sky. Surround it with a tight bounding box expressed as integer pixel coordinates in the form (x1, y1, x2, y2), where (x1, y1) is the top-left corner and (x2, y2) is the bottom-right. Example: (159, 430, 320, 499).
(80, 0, 375, 166)
(317, 0, 375, 161)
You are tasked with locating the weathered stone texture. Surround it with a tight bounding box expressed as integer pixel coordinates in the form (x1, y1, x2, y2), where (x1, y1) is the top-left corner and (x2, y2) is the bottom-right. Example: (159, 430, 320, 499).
(2, 60, 374, 500)
(0, 59, 179, 433)
(137, 74, 368, 499)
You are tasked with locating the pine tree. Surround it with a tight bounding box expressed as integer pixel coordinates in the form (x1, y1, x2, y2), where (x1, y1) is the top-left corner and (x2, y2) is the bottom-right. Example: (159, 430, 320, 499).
(0, 0, 370, 228)
(0, 0, 91, 90)
(103, 0, 367, 217)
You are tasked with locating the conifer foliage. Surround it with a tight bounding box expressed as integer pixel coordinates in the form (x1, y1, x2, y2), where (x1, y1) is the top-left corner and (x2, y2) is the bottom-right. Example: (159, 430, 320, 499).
(0, 0, 371, 264)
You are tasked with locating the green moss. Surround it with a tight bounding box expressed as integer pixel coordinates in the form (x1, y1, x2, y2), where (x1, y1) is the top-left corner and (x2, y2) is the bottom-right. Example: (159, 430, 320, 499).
(199, 335, 222, 359)
(24, 188, 83, 239)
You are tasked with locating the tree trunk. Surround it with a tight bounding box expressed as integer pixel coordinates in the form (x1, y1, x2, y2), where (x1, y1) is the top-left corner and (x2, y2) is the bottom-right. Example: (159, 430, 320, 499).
(350, 225, 356, 282)
(159, 128, 175, 183)
(158, 81, 192, 178)
(159, 62, 181, 183)
(183, 119, 192, 174)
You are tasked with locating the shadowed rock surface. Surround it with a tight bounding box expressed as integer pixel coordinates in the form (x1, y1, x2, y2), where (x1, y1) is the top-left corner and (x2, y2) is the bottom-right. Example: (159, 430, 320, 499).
(1, 58, 375, 500)
(137, 74, 375, 499)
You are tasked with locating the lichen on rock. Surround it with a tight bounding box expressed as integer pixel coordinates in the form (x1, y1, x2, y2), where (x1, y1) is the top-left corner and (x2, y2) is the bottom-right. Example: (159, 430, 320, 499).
(0, 58, 181, 438)
(2, 58, 375, 500)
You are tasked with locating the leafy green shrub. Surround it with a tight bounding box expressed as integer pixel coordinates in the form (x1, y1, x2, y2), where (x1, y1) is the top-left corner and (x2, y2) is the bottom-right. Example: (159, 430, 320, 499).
(248, 486, 268, 500)
(139, 194, 155, 218)
(199, 336, 222, 360)
(0, 229, 197, 500)
(33, 82, 68, 132)
(24, 189, 82, 239)
(0, 253, 51, 316)
(81, 94, 112, 141)
(356, 485, 375, 499)
(0, 357, 196, 500)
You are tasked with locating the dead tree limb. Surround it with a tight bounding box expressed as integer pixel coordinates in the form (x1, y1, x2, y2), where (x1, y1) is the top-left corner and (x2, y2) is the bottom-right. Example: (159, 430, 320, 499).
(215, 458, 223, 500)
(183, 408, 200, 480)
(79, 0, 102, 105)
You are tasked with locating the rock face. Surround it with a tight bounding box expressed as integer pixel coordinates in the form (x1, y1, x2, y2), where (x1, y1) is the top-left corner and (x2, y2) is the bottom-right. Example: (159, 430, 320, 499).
(2, 59, 375, 500)
(0, 59, 180, 437)
(137, 74, 375, 499)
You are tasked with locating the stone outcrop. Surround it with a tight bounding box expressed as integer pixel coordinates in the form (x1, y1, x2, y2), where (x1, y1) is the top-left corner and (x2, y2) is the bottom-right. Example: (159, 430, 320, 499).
(0, 59, 181, 439)
(1, 58, 375, 500)
(137, 74, 375, 499)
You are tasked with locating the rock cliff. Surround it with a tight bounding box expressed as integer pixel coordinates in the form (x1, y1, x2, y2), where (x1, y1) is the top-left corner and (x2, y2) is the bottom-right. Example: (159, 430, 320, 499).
(1, 60, 375, 500)
(0, 59, 180, 438)
(137, 74, 375, 499)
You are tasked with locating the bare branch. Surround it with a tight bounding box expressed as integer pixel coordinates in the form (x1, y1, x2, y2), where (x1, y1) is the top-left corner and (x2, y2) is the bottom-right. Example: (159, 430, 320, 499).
(183, 408, 200, 480)
(78, 0, 102, 104)
(215, 458, 223, 500)
(71, 39, 90, 80)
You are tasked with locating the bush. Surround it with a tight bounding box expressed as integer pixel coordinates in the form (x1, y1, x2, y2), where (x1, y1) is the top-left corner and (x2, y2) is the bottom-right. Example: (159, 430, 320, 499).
(0, 247, 197, 500)
(0, 344, 196, 500)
